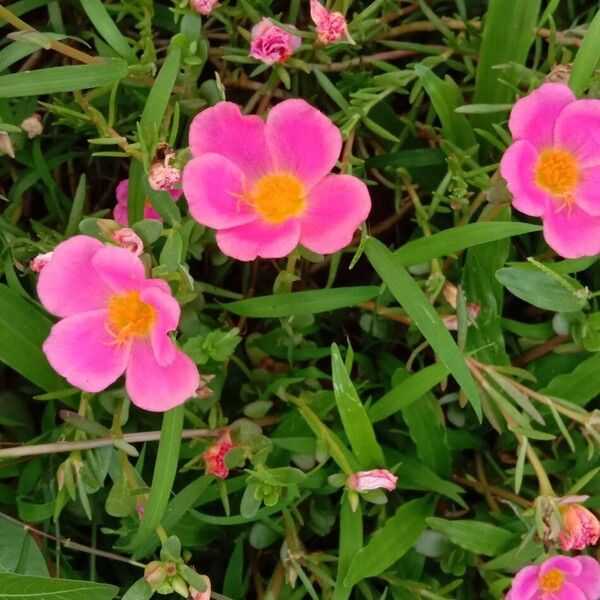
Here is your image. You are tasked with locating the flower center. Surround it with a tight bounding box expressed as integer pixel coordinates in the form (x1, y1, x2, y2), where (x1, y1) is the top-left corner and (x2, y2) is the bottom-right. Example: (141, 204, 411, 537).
(107, 291, 156, 343)
(249, 173, 305, 223)
(535, 148, 579, 199)
(539, 568, 565, 593)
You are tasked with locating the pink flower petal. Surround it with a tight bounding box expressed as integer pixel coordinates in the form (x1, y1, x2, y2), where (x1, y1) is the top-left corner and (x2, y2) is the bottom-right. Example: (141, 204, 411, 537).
(508, 82, 575, 149)
(539, 555, 581, 578)
(310, 0, 329, 24)
(554, 99, 600, 169)
(182, 153, 258, 229)
(542, 203, 600, 258)
(37, 236, 111, 318)
(571, 556, 600, 600)
(43, 310, 128, 392)
(91, 245, 147, 292)
(125, 342, 199, 412)
(500, 140, 550, 217)
(266, 99, 342, 190)
(139, 286, 180, 367)
(299, 174, 371, 254)
(188, 102, 272, 181)
(553, 582, 587, 600)
(216, 218, 301, 261)
(574, 165, 600, 216)
(508, 565, 539, 600)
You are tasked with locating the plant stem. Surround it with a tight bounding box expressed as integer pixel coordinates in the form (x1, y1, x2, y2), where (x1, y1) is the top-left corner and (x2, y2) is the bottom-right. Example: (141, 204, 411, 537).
(521, 436, 555, 496)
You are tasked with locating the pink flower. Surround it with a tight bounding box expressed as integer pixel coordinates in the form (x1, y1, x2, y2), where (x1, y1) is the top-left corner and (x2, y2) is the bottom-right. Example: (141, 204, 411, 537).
(203, 431, 234, 479)
(148, 160, 181, 193)
(30, 251, 54, 273)
(347, 469, 397, 492)
(37, 236, 199, 412)
(559, 503, 600, 551)
(249, 18, 301, 65)
(506, 555, 600, 600)
(113, 179, 182, 226)
(310, 0, 353, 44)
(500, 83, 600, 259)
(182, 100, 371, 260)
(190, 577, 211, 600)
(442, 304, 480, 331)
(112, 228, 144, 257)
(191, 0, 218, 15)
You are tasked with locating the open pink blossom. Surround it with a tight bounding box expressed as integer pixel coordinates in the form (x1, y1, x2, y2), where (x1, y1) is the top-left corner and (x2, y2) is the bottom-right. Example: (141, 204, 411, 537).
(500, 83, 600, 258)
(113, 179, 182, 226)
(191, 0, 218, 15)
(37, 235, 199, 412)
(347, 469, 397, 492)
(249, 18, 301, 65)
(203, 431, 234, 479)
(506, 555, 600, 600)
(310, 0, 353, 44)
(559, 502, 600, 551)
(30, 251, 54, 273)
(182, 100, 371, 260)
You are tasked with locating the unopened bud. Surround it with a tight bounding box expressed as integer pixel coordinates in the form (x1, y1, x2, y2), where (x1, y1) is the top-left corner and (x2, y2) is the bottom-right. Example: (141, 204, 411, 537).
(144, 561, 167, 587)
(20, 114, 43, 139)
(112, 228, 144, 256)
(29, 251, 54, 273)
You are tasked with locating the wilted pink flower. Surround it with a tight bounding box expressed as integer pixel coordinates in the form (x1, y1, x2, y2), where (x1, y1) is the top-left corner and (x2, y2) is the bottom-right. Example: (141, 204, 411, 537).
(310, 0, 353, 44)
(250, 18, 301, 65)
(182, 100, 371, 260)
(442, 304, 480, 331)
(203, 431, 234, 479)
(30, 251, 54, 273)
(21, 113, 43, 139)
(500, 83, 600, 258)
(559, 502, 600, 551)
(112, 228, 144, 256)
(148, 160, 181, 193)
(190, 576, 211, 600)
(506, 555, 600, 600)
(38, 236, 199, 412)
(347, 469, 397, 492)
(191, 0, 218, 15)
(113, 179, 182, 226)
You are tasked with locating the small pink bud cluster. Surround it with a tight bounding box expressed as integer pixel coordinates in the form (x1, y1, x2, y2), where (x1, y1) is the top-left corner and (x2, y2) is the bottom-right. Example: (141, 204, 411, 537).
(203, 431, 235, 479)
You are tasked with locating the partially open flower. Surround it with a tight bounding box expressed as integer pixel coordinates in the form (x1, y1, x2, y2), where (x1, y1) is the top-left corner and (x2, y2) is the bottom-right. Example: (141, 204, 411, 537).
(29, 252, 54, 273)
(310, 0, 353, 44)
(347, 469, 397, 492)
(20, 113, 43, 139)
(191, 0, 218, 15)
(111, 228, 144, 257)
(203, 431, 234, 479)
(249, 18, 301, 65)
(559, 502, 600, 551)
(189, 576, 211, 600)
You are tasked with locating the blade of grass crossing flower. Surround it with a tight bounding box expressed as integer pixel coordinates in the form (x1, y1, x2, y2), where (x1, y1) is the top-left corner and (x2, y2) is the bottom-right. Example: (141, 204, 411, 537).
(365, 237, 481, 419)
(79, 0, 132, 59)
(0, 60, 128, 97)
(332, 493, 362, 600)
(569, 9, 600, 96)
(331, 343, 385, 469)
(128, 405, 184, 559)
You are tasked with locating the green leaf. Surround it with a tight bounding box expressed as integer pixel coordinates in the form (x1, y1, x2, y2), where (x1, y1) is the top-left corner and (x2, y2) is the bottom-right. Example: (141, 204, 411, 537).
(426, 518, 515, 556)
(368, 363, 449, 423)
(79, 0, 132, 59)
(120, 578, 153, 600)
(394, 222, 540, 266)
(569, 9, 600, 96)
(332, 493, 362, 600)
(225, 286, 379, 318)
(345, 497, 434, 585)
(0, 284, 64, 391)
(414, 64, 476, 149)
(331, 343, 385, 469)
(0, 574, 117, 600)
(365, 238, 481, 419)
(0, 60, 128, 97)
(540, 352, 600, 407)
(0, 519, 49, 576)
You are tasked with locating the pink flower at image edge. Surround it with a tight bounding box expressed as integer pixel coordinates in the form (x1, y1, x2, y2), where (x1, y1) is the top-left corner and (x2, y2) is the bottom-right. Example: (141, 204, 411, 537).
(182, 100, 371, 261)
(250, 18, 301, 65)
(191, 0, 218, 16)
(113, 179, 182, 226)
(559, 502, 600, 551)
(347, 469, 397, 492)
(37, 236, 199, 411)
(500, 82, 600, 259)
(506, 555, 600, 600)
(310, 0, 352, 44)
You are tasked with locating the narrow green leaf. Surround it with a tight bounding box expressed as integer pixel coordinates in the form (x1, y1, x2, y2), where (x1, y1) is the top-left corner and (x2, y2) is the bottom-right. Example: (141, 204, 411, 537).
(331, 344, 385, 469)
(0, 574, 117, 600)
(569, 9, 600, 96)
(79, 0, 132, 58)
(365, 238, 481, 418)
(332, 493, 362, 600)
(0, 60, 128, 97)
(0, 518, 49, 576)
(225, 286, 379, 318)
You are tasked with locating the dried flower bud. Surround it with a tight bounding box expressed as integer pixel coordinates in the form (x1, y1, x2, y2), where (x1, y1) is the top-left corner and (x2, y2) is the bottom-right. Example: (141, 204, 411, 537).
(111, 228, 144, 256)
(144, 561, 168, 587)
(347, 469, 397, 492)
(20, 113, 43, 139)
(310, 0, 353, 45)
(559, 502, 600, 551)
(29, 251, 54, 273)
(148, 159, 181, 192)
(203, 431, 234, 479)
(191, 0, 218, 15)
(545, 63, 572, 84)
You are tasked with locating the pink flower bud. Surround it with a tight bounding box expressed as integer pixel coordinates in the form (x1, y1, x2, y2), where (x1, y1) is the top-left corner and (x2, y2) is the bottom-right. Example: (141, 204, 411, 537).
(148, 160, 181, 192)
(442, 303, 480, 331)
(21, 114, 43, 139)
(310, 0, 352, 45)
(191, 0, 218, 15)
(190, 576, 211, 600)
(111, 228, 144, 256)
(559, 503, 600, 551)
(347, 469, 397, 492)
(203, 431, 234, 479)
(250, 18, 302, 65)
(29, 251, 54, 273)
